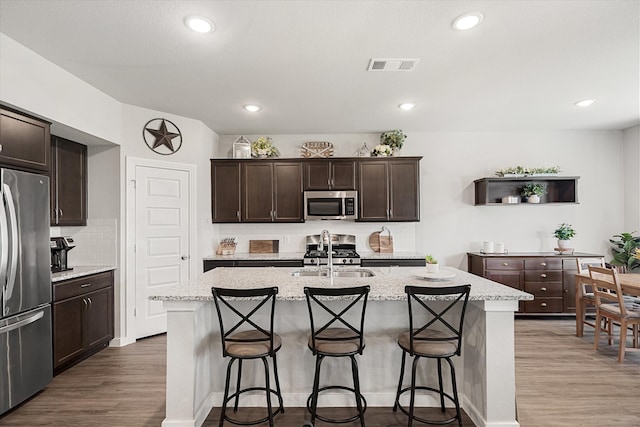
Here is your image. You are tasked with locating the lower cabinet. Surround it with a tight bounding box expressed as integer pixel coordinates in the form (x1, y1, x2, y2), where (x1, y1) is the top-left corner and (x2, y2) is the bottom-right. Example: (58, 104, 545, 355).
(467, 252, 601, 314)
(360, 258, 425, 267)
(203, 259, 303, 272)
(52, 270, 114, 374)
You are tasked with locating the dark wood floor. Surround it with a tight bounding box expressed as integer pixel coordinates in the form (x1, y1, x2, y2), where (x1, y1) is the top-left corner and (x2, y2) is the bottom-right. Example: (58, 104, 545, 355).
(1, 319, 639, 426)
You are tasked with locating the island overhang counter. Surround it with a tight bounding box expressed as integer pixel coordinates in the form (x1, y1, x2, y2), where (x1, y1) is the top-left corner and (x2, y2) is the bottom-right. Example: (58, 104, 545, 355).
(150, 266, 532, 427)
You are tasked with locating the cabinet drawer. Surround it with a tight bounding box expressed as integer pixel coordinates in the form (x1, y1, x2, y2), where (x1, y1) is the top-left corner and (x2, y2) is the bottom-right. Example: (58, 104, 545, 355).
(485, 258, 524, 270)
(524, 270, 563, 282)
(524, 282, 563, 297)
(524, 298, 563, 313)
(524, 258, 562, 270)
(53, 271, 113, 302)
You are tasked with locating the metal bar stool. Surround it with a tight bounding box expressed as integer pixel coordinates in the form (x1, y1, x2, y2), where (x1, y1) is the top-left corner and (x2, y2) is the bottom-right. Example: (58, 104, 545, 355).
(304, 285, 370, 427)
(393, 284, 471, 427)
(211, 287, 284, 427)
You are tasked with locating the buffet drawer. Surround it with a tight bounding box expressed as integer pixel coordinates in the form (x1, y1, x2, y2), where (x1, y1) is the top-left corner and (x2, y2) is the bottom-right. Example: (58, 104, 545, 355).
(524, 258, 562, 270)
(524, 282, 563, 297)
(524, 270, 563, 282)
(485, 258, 524, 270)
(53, 271, 113, 302)
(524, 298, 563, 313)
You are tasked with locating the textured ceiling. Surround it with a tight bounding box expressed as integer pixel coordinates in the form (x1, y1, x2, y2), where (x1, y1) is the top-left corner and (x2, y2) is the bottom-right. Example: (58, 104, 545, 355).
(0, 0, 638, 135)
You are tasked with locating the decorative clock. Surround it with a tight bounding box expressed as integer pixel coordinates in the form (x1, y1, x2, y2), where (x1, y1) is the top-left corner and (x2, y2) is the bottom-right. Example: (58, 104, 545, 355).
(143, 118, 182, 155)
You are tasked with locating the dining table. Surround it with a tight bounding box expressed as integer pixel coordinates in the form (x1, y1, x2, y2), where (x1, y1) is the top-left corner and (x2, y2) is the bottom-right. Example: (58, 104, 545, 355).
(575, 272, 640, 337)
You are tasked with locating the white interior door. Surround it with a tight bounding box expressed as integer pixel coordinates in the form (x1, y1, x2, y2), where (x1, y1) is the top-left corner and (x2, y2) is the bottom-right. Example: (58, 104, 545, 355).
(134, 165, 190, 338)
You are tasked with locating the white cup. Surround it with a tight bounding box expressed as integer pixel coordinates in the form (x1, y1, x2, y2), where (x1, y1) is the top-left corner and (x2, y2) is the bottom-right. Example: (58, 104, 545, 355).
(495, 242, 505, 253)
(482, 241, 494, 253)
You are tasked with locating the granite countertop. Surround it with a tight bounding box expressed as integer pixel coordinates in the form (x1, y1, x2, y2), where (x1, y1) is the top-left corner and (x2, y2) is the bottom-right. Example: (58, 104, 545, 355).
(203, 252, 425, 261)
(51, 266, 116, 283)
(149, 266, 533, 302)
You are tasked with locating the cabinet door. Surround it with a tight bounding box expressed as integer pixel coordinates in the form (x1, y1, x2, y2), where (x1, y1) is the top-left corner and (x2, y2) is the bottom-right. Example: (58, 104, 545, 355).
(486, 270, 524, 312)
(331, 161, 356, 190)
(84, 287, 114, 350)
(358, 161, 389, 221)
(0, 107, 51, 173)
(211, 161, 241, 222)
(51, 136, 87, 226)
(389, 159, 420, 221)
(304, 161, 332, 190)
(53, 296, 85, 368)
(273, 162, 303, 222)
(242, 162, 274, 222)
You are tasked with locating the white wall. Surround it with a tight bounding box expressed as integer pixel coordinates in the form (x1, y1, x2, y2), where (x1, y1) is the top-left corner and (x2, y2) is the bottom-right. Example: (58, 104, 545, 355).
(623, 125, 640, 232)
(218, 131, 626, 268)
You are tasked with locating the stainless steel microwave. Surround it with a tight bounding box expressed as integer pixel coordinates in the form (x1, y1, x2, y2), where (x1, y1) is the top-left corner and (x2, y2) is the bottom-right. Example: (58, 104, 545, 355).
(303, 190, 358, 220)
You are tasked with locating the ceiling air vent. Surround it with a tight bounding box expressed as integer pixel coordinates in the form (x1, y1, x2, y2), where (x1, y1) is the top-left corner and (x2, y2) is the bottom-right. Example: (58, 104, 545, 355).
(367, 58, 419, 72)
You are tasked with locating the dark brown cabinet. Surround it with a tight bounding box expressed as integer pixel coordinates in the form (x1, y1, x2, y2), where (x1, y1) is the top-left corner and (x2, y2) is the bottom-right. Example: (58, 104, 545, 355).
(474, 176, 579, 205)
(52, 270, 114, 375)
(203, 259, 303, 272)
(468, 252, 601, 314)
(211, 159, 303, 223)
(0, 106, 51, 173)
(304, 159, 356, 190)
(50, 136, 87, 226)
(358, 157, 420, 221)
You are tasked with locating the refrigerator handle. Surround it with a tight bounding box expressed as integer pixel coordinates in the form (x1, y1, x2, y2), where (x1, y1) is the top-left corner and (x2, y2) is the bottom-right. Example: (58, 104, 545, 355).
(3, 183, 19, 297)
(0, 310, 44, 334)
(0, 183, 9, 300)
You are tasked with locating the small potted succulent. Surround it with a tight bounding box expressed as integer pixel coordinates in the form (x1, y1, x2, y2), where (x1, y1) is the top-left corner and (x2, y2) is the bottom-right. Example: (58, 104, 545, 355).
(521, 183, 547, 203)
(251, 136, 280, 158)
(425, 254, 439, 273)
(553, 223, 576, 249)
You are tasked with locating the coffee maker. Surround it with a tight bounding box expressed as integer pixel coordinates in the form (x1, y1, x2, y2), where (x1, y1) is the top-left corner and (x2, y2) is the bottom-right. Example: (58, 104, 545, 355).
(50, 237, 75, 272)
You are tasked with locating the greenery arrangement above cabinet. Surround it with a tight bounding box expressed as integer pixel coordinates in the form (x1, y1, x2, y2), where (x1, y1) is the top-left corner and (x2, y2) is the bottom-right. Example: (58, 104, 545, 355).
(211, 157, 421, 223)
(50, 135, 87, 226)
(474, 176, 579, 205)
(0, 106, 51, 173)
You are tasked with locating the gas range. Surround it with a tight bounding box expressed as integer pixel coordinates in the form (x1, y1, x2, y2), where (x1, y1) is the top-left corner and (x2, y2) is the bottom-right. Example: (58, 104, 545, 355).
(303, 233, 361, 266)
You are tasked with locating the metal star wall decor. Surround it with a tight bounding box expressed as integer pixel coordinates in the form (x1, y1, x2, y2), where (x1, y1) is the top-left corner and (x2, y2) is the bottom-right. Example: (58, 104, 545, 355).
(143, 118, 182, 155)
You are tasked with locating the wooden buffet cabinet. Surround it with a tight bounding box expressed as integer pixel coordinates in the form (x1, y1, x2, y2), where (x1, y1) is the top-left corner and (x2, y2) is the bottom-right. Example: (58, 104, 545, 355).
(468, 252, 602, 314)
(211, 156, 421, 223)
(52, 270, 114, 375)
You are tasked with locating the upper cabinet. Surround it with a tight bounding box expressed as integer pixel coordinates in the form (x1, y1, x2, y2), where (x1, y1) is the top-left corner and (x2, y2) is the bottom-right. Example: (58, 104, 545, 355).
(50, 136, 87, 226)
(0, 106, 51, 173)
(474, 176, 579, 206)
(304, 159, 356, 190)
(211, 159, 304, 223)
(358, 157, 421, 222)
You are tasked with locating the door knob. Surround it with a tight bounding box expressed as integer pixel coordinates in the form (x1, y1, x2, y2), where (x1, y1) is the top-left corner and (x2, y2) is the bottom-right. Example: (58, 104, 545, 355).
(181, 256, 189, 260)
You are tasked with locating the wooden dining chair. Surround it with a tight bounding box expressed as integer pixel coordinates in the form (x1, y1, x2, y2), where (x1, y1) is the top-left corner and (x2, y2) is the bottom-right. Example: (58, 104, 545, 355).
(589, 266, 640, 362)
(576, 257, 606, 334)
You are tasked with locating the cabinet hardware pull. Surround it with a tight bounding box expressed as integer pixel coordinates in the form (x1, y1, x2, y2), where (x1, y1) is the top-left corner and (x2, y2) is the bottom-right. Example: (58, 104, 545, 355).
(541, 273, 547, 278)
(83, 298, 88, 310)
(541, 287, 547, 291)
(502, 262, 508, 266)
(88, 297, 92, 308)
(540, 262, 547, 266)
(541, 302, 547, 307)
(236, 211, 240, 220)
(59, 208, 63, 217)
(328, 179, 331, 186)
(81, 283, 92, 288)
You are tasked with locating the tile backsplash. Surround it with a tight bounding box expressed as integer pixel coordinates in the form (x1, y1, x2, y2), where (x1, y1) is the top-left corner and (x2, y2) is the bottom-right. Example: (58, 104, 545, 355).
(50, 218, 118, 266)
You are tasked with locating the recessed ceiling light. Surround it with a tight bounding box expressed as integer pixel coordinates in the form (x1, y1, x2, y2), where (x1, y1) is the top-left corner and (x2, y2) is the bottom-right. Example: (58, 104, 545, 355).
(184, 16, 215, 34)
(574, 99, 596, 107)
(452, 12, 484, 31)
(398, 103, 416, 111)
(243, 104, 262, 113)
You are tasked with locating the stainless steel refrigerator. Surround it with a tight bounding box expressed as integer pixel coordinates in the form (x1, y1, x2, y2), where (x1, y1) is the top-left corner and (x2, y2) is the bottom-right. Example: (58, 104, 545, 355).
(0, 168, 52, 415)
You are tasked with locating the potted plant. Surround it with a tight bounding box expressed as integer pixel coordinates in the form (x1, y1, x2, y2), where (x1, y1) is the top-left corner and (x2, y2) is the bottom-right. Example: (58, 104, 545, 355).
(251, 136, 280, 158)
(553, 223, 575, 249)
(371, 144, 393, 157)
(521, 183, 546, 203)
(609, 231, 640, 272)
(380, 130, 406, 155)
(425, 254, 439, 273)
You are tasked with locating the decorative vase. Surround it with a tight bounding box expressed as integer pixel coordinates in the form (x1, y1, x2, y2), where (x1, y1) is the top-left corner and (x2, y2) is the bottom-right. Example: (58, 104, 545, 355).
(425, 263, 439, 274)
(527, 195, 540, 203)
(558, 239, 571, 249)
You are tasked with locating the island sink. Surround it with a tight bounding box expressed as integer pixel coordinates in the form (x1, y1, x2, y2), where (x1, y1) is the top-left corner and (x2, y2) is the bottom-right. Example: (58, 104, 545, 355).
(291, 268, 375, 278)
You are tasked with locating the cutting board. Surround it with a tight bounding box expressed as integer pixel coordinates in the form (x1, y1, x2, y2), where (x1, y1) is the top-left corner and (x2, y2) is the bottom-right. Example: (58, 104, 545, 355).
(368, 227, 393, 253)
(249, 240, 280, 253)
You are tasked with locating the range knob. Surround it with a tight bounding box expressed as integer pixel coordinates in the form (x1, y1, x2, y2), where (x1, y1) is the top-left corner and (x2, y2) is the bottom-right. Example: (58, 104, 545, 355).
(342, 259, 347, 264)
(349, 259, 354, 264)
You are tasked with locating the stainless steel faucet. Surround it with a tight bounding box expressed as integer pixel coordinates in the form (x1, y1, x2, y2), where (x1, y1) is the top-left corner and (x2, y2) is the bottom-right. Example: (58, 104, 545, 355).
(320, 229, 333, 278)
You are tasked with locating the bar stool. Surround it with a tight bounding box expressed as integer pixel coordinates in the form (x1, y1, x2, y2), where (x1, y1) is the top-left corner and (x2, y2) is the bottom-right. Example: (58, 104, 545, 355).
(211, 287, 284, 427)
(393, 284, 471, 427)
(304, 285, 370, 427)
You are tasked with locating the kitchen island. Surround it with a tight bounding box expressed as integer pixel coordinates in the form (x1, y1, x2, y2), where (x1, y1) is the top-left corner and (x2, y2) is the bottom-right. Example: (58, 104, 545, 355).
(150, 266, 532, 427)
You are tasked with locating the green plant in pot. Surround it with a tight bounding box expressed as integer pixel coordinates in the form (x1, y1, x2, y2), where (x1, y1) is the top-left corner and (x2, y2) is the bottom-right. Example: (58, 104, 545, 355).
(521, 183, 546, 203)
(609, 231, 640, 272)
(425, 254, 439, 273)
(380, 130, 406, 154)
(553, 223, 575, 250)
